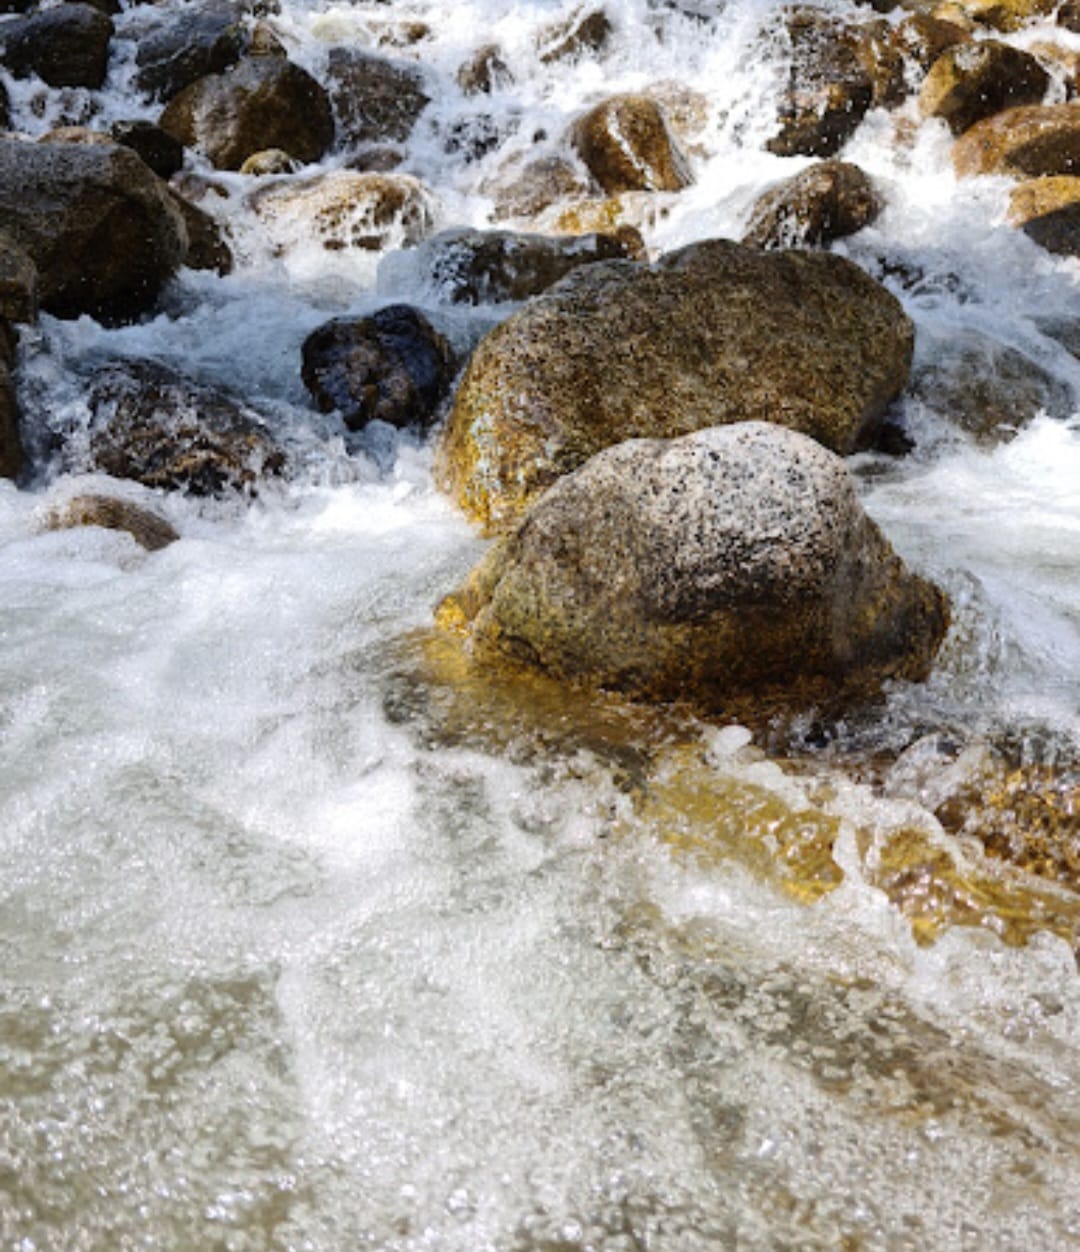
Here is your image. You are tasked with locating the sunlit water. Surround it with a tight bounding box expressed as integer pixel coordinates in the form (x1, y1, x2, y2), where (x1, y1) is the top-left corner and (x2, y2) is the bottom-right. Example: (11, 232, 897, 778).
(2, 1, 1080, 1248)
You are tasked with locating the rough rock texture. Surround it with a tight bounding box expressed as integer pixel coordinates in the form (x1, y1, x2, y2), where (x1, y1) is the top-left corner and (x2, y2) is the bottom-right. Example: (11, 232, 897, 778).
(0, 139, 187, 322)
(134, 2, 246, 101)
(440, 423, 949, 710)
(1008, 174, 1080, 254)
(457, 44, 511, 96)
(0, 348, 19, 480)
(957, 0, 1056, 32)
(919, 40, 1048, 135)
(110, 120, 185, 180)
(0, 78, 8, 132)
(165, 189, 233, 275)
(249, 171, 436, 252)
(894, 13, 971, 73)
(301, 305, 456, 432)
(239, 147, 298, 175)
(765, 9, 874, 157)
(86, 359, 284, 495)
(326, 49, 429, 147)
(0, 3, 114, 90)
(538, 7, 612, 64)
(742, 160, 882, 249)
(953, 102, 1080, 176)
(569, 95, 691, 194)
(852, 18, 909, 110)
(43, 494, 179, 550)
(159, 56, 334, 170)
(488, 156, 591, 220)
(406, 227, 642, 304)
(0, 231, 38, 323)
(438, 239, 914, 532)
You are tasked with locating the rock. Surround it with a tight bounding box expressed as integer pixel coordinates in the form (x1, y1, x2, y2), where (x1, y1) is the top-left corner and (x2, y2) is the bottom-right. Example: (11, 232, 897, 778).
(742, 160, 883, 249)
(1060, 0, 1080, 33)
(1009, 175, 1080, 254)
(953, 102, 1080, 176)
(402, 227, 643, 305)
(851, 18, 909, 110)
(956, 0, 1056, 32)
(919, 40, 1048, 135)
(247, 20, 285, 58)
(165, 189, 233, 275)
(0, 3, 113, 90)
(570, 95, 691, 194)
(457, 44, 511, 96)
(0, 349, 20, 480)
(765, 8, 874, 158)
(488, 155, 591, 220)
(301, 305, 456, 432)
(325, 49, 429, 147)
(538, 7, 613, 64)
(909, 326, 1073, 439)
(0, 139, 187, 322)
(109, 120, 185, 180)
(248, 171, 436, 253)
(0, 231, 38, 323)
(0, 77, 8, 132)
(643, 81, 711, 147)
(894, 13, 971, 73)
(43, 494, 179, 550)
(85, 359, 284, 495)
(239, 147, 298, 175)
(134, 3, 246, 101)
(437, 239, 913, 532)
(439, 423, 949, 711)
(159, 56, 334, 171)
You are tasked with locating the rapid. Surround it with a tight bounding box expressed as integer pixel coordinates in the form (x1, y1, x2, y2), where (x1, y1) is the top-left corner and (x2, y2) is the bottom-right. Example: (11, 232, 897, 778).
(1, 0, 1080, 1247)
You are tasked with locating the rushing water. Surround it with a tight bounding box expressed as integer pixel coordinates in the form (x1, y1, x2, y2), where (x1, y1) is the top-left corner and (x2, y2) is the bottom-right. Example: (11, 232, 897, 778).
(3, 1, 1080, 1248)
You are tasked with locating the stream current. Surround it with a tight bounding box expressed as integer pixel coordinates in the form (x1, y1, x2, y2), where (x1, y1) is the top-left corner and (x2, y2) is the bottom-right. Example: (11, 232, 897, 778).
(2, 1, 1080, 1247)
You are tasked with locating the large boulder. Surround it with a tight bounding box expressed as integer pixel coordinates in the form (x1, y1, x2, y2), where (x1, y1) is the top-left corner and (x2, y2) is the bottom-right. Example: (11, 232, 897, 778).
(919, 39, 1048, 135)
(159, 56, 334, 170)
(1009, 175, 1080, 255)
(437, 239, 914, 533)
(301, 305, 456, 432)
(134, 2, 246, 101)
(0, 139, 187, 322)
(952, 102, 1080, 177)
(0, 3, 114, 90)
(439, 423, 949, 710)
(325, 49, 429, 147)
(84, 359, 285, 495)
(569, 95, 691, 194)
(742, 160, 883, 249)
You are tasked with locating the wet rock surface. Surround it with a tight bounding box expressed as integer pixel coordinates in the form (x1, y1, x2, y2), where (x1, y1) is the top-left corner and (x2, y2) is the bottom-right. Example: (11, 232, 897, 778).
(133, 2, 247, 101)
(42, 493, 180, 551)
(570, 94, 692, 194)
(1009, 174, 1080, 254)
(0, 3, 114, 90)
(326, 49, 430, 148)
(953, 101, 1080, 176)
(919, 39, 1049, 135)
(742, 160, 883, 249)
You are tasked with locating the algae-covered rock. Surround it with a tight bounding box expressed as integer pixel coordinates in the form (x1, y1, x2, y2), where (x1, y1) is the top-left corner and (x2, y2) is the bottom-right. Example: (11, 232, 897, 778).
(43, 494, 179, 551)
(742, 160, 883, 249)
(437, 239, 913, 532)
(569, 94, 691, 194)
(440, 423, 948, 711)
(919, 39, 1048, 135)
(952, 102, 1080, 177)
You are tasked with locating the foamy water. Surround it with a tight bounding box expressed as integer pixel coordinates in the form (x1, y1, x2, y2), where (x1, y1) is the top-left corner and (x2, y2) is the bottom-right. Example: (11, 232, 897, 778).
(2, 1, 1080, 1248)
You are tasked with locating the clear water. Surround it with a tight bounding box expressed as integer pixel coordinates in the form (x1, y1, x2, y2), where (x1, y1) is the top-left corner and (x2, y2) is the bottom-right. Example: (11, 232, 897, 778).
(2, 2, 1080, 1248)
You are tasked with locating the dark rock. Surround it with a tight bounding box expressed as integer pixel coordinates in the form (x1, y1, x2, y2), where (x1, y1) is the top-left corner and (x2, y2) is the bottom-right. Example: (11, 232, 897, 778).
(326, 48, 429, 147)
(743, 160, 883, 249)
(164, 188, 233, 275)
(0, 230, 38, 322)
(919, 39, 1049, 135)
(953, 101, 1080, 176)
(86, 359, 284, 495)
(439, 422, 949, 711)
(437, 239, 914, 532)
(407, 227, 642, 304)
(134, 3, 246, 101)
(457, 44, 511, 96)
(0, 138, 186, 321)
(159, 56, 334, 171)
(0, 346, 20, 480)
(570, 94, 691, 194)
(538, 7, 613, 64)
(0, 3, 114, 90)
(43, 493, 179, 550)
(301, 305, 456, 432)
(894, 14, 970, 74)
(110, 120, 185, 179)
(1060, 0, 1080, 32)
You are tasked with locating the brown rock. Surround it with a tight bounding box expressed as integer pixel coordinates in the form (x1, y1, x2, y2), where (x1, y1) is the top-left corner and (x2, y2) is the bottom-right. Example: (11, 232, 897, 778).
(457, 44, 511, 96)
(1008, 174, 1080, 255)
(953, 101, 1080, 176)
(570, 94, 691, 194)
(1060, 0, 1080, 33)
(538, 7, 613, 64)
(109, 120, 185, 181)
(437, 240, 914, 532)
(956, 0, 1056, 32)
(165, 189, 233, 275)
(894, 14, 971, 73)
(742, 160, 883, 249)
(0, 231, 37, 323)
(43, 494, 179, 550)
(239, 147, 299, 175)
(488, 155, 590, 220)
(0, 3, 113, 90)
(326, 49, 429, 147)
(919, 39, 1049, 135)
(159, 56, 334, 171)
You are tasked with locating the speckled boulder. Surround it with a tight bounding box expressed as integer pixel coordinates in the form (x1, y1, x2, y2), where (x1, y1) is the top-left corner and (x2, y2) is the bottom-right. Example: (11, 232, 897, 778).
(325, 49, 429, 147)
(569, 95, 691, 194)
(742, 160, 882, 249)
(437, 239, 914, 532)
(159, 56, 334, 170)
(134, 2, 246, 101)
(439, 423, 949, 710)
(952, 102, 1080, 177)
(919, 40, 1048, 135)
(0, 3, 113, 90)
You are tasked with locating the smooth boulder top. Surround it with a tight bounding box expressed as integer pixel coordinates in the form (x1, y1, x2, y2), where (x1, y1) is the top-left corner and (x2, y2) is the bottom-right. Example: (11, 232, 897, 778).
(437, 238, 914, 533)
(441, 422, 949, 711)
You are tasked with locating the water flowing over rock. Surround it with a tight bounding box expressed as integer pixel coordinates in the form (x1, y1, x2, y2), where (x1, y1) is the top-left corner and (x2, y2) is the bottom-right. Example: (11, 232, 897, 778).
(919, 40, 1049, 135)
(440, 423, 949, 711)
(569, 95, 692, 194)
(42, 493, 179, 551)
(0, 139, 187, 322)
(325, 49, 430, 148)
(742, 160, 883, 249)
(456, 44, 511, 96)
(438, 239, 914, 532)
(301, 306, 456, 432)
(537, 6, 613, 64)
(159, 56, 335, 170)
(0, 3, 114, 90)
(952, 101, 1080, 176)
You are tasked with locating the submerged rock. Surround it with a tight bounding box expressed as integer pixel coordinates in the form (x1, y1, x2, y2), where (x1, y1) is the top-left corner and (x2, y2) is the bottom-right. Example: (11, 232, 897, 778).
(457, 44, 511, 96)
(85, 359, 285, 495)
(742, 160, 883, 249)
(0, 139, 187, 322)
(0, 3, 114, 90)
(326, 48, 430, 147)
(43, 494, 179, 551)
(159, 56, 335, 170)
(439, 423, 948, 711)
(952, 101, 1080, 177)
(569, 95, 692, 194)
(487, 155, 591, 220)
(301, 306, 456, 432)
(438, 239, 913, 532)
(919, 39, 1049, 135)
